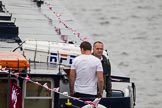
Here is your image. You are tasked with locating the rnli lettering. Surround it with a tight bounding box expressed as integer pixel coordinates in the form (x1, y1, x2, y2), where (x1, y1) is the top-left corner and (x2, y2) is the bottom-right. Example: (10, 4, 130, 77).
(50, 53, 76, 65)
(69, 55, 76, 64)
(50, 53, 57, 62)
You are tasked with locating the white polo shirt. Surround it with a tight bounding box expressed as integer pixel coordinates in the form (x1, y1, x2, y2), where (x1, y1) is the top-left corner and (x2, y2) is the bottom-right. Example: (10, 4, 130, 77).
(71, 54, 103, 95)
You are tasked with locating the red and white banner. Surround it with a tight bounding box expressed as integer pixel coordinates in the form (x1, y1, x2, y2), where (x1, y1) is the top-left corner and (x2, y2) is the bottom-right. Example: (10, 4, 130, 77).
(10, 82, 22, 108)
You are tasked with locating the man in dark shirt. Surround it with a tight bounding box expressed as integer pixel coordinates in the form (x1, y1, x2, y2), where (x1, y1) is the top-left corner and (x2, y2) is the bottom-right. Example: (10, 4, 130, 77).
(92, 41, 112, 97)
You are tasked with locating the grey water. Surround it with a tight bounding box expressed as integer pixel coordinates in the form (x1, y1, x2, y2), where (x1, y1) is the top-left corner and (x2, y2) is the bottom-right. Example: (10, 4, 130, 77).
(1, 0, 162, 108)
(60, 0, 162, 108)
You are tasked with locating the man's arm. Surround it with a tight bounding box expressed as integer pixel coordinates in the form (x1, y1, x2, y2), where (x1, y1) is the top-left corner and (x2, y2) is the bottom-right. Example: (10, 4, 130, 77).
(69, 69, 76, 96)
(97, 71, 104, 97)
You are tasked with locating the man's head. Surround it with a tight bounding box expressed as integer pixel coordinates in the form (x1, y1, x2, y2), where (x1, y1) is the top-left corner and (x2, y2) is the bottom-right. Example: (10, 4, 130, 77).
(80, 41, 92, 54)
(93, 41, 104, 58)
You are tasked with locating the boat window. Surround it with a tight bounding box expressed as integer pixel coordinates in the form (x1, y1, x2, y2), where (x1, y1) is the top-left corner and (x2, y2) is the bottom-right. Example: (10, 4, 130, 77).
(23, 78, 53, 108)
(26, 81, 51, 97)
(0, 78, 18, 108)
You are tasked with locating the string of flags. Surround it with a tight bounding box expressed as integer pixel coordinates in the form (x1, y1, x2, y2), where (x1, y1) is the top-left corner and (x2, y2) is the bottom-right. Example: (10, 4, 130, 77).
(42, 13, 68, 42)
(41, 1, 88, 42)
(0, 0, 104, 107)
(1, 69, 101, 108)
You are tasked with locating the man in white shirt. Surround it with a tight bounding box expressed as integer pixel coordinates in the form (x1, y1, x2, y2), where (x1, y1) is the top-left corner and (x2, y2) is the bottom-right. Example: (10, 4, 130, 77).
(69, 41, 104, 98)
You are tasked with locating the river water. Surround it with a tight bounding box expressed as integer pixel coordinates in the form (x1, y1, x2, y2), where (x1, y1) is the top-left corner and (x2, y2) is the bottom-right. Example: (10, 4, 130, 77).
(60, 0, 162, 108)
(1, 0, 162, 108)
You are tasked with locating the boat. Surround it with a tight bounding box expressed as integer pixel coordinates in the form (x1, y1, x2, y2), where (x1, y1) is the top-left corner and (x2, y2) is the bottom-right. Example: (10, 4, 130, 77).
(0, 40, 136, 108)
(0, 0, 136, 108)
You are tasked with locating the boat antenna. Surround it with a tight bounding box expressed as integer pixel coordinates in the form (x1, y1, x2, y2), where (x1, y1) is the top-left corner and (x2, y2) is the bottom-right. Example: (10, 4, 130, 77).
(12, 41, 25, 52)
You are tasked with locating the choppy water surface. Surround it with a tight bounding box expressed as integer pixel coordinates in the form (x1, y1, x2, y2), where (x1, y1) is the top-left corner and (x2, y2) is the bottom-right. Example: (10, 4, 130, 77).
(1, 0, 162, 108)
(60, 0, 162, 108)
